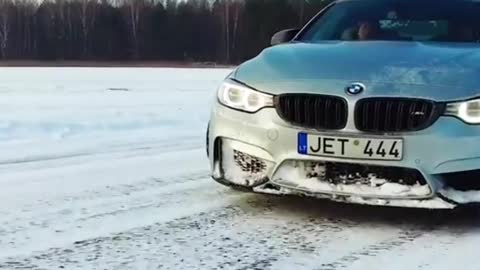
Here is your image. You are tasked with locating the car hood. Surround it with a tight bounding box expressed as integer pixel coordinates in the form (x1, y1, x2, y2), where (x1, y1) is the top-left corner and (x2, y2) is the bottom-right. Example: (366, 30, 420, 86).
(234, 41, 480, 101)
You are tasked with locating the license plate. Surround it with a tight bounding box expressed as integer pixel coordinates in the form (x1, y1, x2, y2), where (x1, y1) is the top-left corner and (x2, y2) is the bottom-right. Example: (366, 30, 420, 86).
(298, 132, 403, 161)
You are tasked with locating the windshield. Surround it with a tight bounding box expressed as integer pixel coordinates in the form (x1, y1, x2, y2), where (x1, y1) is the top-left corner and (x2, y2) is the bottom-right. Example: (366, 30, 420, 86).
(299, 0, 480, 43)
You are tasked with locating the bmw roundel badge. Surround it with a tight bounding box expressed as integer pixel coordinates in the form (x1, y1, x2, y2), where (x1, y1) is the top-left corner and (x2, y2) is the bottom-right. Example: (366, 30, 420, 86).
(345, 82, 365, 95)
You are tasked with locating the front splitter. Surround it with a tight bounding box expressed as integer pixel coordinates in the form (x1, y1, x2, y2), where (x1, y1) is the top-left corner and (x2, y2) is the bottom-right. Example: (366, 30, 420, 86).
(252, 183, 458, 209)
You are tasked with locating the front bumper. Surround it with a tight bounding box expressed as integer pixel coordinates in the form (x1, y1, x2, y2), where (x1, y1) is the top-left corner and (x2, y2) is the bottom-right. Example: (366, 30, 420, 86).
(208, 103, 480, 209)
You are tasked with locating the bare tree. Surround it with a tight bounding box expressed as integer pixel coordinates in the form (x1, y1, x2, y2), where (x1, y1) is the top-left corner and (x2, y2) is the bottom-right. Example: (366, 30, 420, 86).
(299, 0, 305, 25)
(80, 0, 97, 57)
(224, 0, 230, 62)
(124, 0, 145, 59)
(0, 0, 11, 58)
(231, 0, 241, 53)
(0, 0, 315, 62)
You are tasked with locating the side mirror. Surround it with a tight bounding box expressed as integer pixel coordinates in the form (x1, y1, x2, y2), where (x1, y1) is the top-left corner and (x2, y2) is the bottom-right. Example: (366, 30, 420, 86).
(271, 28, 300, 46)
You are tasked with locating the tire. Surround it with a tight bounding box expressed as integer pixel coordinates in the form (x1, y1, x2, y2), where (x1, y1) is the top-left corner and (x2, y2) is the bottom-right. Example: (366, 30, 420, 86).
(229, 185, 253, 192)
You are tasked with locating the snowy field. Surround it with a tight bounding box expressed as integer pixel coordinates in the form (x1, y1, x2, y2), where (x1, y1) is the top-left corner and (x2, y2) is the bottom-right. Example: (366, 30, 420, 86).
(1, 67, 480, 270)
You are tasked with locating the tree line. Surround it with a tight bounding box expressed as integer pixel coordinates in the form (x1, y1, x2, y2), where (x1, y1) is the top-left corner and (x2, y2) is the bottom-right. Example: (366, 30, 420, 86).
(0, 0, 332, 63)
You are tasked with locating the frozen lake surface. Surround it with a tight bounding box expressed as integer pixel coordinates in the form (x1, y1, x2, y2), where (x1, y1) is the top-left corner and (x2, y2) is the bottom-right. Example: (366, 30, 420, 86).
(0, 67, 479, 270)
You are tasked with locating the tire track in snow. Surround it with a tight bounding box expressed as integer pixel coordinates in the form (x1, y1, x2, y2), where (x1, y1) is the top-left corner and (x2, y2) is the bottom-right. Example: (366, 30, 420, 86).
(0, 196, 429, 270)
(0, 170, 219, 259)
(0, 195, 256, 269)
(4, 194, 480, 270)
(1, 169, 210, 218)
(314, 207, 480, 270)
(0, 136, 202, 173)
(318, 229, 427, 270)
(341, 208, 480, 270)
(0, 199, 266, 269)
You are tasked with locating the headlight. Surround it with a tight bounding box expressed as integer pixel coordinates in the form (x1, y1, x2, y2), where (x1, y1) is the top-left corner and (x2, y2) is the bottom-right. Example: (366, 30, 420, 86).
(217, 80, 274, 113)
(445, 99, 480, 124)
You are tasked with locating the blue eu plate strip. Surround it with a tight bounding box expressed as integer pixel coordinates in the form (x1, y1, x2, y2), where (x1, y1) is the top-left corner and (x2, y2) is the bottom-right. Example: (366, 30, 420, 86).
(298, 132, 308, 155)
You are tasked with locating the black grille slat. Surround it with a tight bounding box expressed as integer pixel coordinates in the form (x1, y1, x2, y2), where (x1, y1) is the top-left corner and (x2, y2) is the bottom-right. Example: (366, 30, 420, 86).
(294, 96, 301, 124)
(406, 102, 417, 129)
(362, 102, 370, 130)
(314, 98, 321, 128)
(384, 101, 393, 131)
(275, 94, 347, 130)
(324, 99, 332, 128)
(373, 100, 380, 130)
(335, 102, 342, 128)
(355, 98, 443, 133)
(396, 101, 405, 131)
(282, 97, 289, 119)
(419, 102, 429, 126)
(304, 98, 311, 125)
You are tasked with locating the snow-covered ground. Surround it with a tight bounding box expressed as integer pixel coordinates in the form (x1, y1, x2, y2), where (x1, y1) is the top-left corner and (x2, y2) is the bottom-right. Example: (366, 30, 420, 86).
(1, 67, 480, 270)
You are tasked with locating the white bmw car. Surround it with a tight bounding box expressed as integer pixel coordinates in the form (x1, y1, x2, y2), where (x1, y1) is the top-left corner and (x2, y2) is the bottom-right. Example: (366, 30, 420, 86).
(207, 0, 480, 209)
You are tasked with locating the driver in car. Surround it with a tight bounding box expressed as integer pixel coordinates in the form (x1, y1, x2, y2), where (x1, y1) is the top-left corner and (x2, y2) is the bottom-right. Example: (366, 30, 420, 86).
(358, 21, 381, 40)
(341, 21, 381, 40)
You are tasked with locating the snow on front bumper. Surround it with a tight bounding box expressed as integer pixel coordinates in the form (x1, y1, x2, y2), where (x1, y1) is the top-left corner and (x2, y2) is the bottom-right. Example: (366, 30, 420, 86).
(209, 105, 480, 209)
(252, 184, 456, 209)
(218, 139, 274, 187)
(214, 138, 457, 209)
(265, 160, 459, 209)
(272, 160, 432, 199)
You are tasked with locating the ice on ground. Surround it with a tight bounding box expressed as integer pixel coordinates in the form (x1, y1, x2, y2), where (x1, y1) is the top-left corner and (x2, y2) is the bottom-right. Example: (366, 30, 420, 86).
(0, 67, 232, 259)
(0, 67, 230, 143)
